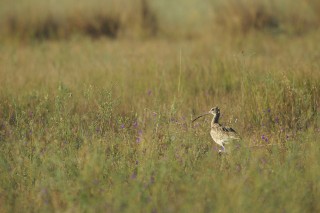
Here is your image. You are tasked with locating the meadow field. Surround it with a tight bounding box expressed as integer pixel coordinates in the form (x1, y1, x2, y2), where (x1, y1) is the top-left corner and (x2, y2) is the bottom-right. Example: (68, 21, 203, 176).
(0, 0, 320, 212)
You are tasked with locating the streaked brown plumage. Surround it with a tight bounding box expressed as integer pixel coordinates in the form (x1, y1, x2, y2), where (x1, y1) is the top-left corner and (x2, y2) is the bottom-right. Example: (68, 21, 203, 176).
(192, 107, 240, 152)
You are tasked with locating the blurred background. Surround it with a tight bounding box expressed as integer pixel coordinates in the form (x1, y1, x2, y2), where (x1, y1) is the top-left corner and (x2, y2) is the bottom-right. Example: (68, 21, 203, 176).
(1, 0, 320, 41)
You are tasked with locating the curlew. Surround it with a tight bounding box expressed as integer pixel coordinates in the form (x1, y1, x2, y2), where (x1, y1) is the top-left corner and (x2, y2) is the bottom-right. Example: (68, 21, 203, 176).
(192, 107, 240, 153)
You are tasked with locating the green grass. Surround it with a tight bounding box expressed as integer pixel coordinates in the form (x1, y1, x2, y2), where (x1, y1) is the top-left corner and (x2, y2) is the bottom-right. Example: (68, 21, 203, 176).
(1, 35, 319, 212)
(0, 1, 320, 212)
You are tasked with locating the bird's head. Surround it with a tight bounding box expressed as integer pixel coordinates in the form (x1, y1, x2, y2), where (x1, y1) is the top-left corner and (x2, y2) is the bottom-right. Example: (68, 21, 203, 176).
(192, 106, 220, 123)
(209, 107, 220, 117)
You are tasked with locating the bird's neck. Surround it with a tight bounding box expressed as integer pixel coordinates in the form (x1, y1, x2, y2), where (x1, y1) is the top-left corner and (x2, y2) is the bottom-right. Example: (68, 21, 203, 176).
(211, 115, 220, 127)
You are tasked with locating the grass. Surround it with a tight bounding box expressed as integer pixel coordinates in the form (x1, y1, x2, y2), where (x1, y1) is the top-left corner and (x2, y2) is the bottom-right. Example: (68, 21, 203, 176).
(0, 1, 320, 212)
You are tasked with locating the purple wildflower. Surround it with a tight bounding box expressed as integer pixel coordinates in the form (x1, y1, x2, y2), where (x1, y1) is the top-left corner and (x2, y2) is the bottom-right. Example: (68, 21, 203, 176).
(193, 123, 200, 128)
(136, 130, 143, 143)
(147, 90, 152, 96)
(261, 135, 269, 143)
(131, 172, 137, 179)
(136, 137, 141, 143)
(170, 117, 177, 123)
(121, 124, 125, 129)
(40, 188, 49, 205)
(133, 121, 138, 128)
(260, 157, 267, 165)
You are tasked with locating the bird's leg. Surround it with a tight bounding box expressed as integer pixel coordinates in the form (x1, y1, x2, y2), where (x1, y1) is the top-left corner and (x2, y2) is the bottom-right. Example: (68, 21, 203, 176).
(218, 145, 226, 153)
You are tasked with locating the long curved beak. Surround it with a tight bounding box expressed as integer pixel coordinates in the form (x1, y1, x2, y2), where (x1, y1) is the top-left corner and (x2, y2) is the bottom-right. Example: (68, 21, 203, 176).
(192, 113, 210, 122)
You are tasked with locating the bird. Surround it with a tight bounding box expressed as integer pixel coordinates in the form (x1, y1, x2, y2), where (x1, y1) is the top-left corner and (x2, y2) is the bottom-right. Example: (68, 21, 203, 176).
(192, 107, 240, 153)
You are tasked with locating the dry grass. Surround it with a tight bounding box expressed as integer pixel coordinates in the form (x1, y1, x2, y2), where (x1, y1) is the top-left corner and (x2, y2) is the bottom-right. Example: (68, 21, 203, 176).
(1, 0, 320, 40)
(0, 1, 320, 212)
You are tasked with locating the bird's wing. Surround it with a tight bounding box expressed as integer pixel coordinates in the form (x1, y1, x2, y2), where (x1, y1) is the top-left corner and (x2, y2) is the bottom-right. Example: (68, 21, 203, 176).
(223, 126, 237, 133)
(222, 125, 240, 140)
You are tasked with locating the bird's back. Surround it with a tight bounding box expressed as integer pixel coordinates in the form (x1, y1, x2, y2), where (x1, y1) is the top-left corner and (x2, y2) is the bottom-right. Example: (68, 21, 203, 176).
(210, 123, 240, 146)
